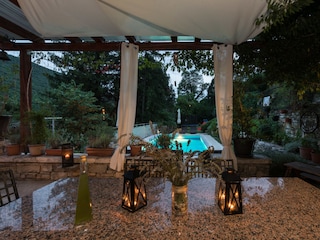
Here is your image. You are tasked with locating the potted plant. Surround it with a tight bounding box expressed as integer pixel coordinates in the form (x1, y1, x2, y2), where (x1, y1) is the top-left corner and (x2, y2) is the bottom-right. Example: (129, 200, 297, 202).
(5, 124, 21, 156)
(299, 137, 317, 160)
(128, 134, 144, 156)
(86, 124, 115, 157)
(232, 80, 256, 158)
(45, 131, 65, 156)
(26, 110, 49, 156)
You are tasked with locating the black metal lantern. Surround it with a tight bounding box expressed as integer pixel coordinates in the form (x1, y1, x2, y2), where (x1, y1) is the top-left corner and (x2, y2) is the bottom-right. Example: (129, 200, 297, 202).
(61, 143, 74, 168)
(122, 167, 147, 212)
(218, 168, 243, 215)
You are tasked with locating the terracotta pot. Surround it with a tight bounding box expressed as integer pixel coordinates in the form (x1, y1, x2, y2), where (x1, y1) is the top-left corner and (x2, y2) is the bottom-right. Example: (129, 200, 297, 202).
(299, 147, 312, 160)
(311, 152, 320, 164)
(86, 147, 115, 157)
(28, 144, 46, 156)
(6, 144, 21, 156)
(45, 148, 62, 156)
(130, 145, 142, 156)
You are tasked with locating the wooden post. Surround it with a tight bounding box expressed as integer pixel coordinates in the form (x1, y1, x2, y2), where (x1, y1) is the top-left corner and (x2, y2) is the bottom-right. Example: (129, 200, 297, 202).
(20, 49, 32, 153)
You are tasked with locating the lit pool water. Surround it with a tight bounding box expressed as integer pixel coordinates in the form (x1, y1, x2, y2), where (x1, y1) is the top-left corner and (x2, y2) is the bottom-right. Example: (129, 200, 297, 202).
(149, 134, 208, 152)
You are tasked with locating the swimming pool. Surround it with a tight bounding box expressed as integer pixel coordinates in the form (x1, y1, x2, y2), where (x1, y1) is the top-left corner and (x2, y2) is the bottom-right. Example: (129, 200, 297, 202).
(146, 134, 208, 152)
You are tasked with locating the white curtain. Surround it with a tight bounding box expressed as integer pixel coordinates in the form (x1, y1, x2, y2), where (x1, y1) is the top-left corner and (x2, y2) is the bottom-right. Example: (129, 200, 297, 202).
(110, 43, 139, 171)
(213, 44, 237, 170)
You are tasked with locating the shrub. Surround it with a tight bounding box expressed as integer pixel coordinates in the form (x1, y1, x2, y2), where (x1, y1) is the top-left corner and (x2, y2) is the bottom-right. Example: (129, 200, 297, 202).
(261, 150, 306, 177)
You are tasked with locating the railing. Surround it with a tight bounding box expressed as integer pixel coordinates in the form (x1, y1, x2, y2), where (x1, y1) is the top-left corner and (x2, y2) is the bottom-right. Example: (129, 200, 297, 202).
(124, 154, 227, 179)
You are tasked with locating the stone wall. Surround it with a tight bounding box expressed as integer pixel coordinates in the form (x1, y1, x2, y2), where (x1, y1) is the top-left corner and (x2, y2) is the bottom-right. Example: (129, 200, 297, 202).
(0, 154, 121, 180)
(0, 153, 271, 180)
(237, 154, 272, 177)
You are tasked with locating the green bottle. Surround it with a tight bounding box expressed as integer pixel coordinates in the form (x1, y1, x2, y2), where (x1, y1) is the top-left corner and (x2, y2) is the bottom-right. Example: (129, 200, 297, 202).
(75, 155, 93, 225)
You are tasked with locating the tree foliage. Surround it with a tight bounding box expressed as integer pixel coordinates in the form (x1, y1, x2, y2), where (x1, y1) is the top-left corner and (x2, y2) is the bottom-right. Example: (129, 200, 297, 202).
(176, 71, 213, 124)
(236, 0, 320, 99)
(48, 80, 102, 150)
(137, 52, 176, 125)
(48, 51, 121, 123)
(178, 70, 209, 101)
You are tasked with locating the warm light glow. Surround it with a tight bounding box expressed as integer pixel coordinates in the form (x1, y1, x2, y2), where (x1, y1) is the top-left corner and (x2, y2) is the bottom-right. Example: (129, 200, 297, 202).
(228, 202, 234, 210)
(220, 193, 225, 199)
(65, 153, 70, 159)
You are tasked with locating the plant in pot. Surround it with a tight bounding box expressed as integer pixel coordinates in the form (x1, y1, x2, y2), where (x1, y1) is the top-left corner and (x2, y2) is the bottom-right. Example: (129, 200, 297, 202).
(86, 124, 115, 157)
(232, 80, 257, 158)
(26, 110, 49, 156)
(299, 136, 318, 160)
(128, 134, 145, 156)
(5, 125, 21, 156)
(45, 131, 65, 156)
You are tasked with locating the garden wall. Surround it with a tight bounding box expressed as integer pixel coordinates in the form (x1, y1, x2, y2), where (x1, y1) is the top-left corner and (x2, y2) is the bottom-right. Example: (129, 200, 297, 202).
(0, 153, 271, 180)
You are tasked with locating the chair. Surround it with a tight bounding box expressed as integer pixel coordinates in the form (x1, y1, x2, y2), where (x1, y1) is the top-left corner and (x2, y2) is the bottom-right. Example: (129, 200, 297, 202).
(0, 169, 19, 207)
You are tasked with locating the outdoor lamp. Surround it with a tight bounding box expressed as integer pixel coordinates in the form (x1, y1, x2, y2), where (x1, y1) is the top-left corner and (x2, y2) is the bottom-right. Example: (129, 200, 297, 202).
(218, 168, 243, 215)
(102, 107, 106, 121)
(61, 143, 74, 168)
(122, 167, 147, 212)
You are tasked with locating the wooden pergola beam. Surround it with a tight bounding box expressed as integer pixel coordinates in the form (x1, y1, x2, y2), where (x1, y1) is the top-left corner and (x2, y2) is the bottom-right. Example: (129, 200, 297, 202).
(0, 41, 215, 51)
(0, 16, 44, 43)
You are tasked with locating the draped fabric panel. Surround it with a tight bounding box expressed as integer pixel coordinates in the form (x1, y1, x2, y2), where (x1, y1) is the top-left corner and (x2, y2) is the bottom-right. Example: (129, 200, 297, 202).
(213, 44, 237, 169)
(110, 43, 139, 171)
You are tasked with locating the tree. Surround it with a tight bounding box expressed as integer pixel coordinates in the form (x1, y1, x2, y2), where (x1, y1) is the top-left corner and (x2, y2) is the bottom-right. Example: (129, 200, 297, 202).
(48, 51, 120, 124)
(176, 70, 211, 124)
(235, 0, 320, 99)
(137, 52, 176, 125)
(48, 80, 101, 151)
(178, 70, 208, 101)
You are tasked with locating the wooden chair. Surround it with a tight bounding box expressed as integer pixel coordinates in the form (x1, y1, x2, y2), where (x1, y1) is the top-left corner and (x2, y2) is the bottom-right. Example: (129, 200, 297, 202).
(0, 169, 19, 207)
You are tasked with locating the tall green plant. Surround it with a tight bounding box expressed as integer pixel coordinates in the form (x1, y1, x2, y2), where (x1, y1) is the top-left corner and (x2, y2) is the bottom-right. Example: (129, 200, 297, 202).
(27, 110, 49, 144)
(48, 80, 102, 151)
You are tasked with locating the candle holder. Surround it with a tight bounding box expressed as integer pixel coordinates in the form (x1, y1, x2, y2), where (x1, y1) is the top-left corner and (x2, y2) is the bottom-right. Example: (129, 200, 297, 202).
(61, 143, 74, 168)
(122, 166, 147, 212)
(218, 168, 243, 215)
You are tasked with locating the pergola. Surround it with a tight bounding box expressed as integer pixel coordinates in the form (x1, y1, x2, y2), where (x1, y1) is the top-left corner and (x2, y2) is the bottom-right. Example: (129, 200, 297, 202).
(0, 0, 270, 171)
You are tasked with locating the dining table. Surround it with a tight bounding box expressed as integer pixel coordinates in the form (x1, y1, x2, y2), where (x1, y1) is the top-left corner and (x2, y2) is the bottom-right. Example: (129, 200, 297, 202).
(0, 176, 319, 239)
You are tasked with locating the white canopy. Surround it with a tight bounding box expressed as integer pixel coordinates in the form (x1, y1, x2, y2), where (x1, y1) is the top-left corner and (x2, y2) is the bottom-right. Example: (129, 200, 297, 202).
(17, 0, 270, 171)
(18, 0, 268, 45)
